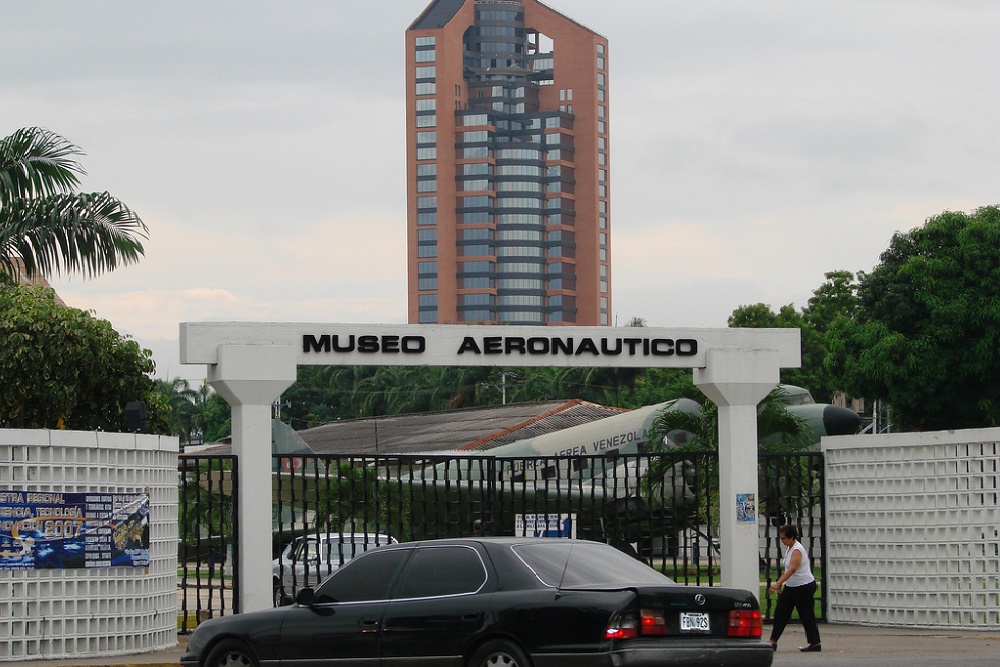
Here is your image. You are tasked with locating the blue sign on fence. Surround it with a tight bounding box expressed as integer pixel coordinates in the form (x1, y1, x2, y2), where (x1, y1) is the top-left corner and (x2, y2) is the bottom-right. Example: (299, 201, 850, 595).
(0, 490, 150, 570)
(515, 513, 575, 538)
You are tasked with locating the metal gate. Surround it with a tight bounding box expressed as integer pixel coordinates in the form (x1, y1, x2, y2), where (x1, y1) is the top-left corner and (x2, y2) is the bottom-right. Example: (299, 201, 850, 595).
(177, 450, 825, 630)
(177, 454, 238, 632)
(759, 452, 826, 621)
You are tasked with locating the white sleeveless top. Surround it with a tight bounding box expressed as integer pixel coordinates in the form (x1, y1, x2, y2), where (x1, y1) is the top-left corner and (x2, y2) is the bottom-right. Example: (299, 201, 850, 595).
(784, 541, 815, 587)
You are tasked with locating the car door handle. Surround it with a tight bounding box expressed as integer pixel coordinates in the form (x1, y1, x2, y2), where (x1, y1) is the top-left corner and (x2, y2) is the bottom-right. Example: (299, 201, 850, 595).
(359, 618, 381, 633)
(461, 613, 482, 622)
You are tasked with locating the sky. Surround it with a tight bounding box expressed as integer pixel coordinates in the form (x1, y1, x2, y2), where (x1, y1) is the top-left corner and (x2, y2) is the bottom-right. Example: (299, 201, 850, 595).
(3, 0, 998, 382)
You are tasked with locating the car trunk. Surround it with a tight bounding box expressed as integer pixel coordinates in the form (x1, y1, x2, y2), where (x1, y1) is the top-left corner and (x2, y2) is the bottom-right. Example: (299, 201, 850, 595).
(639, 586, 758, 638)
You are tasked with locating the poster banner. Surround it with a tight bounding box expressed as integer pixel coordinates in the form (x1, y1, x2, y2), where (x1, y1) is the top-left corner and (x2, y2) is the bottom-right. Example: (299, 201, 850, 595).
(515, 513, 576, 538)
(0, 490, 150, 570)
(736, 493, 756, 524)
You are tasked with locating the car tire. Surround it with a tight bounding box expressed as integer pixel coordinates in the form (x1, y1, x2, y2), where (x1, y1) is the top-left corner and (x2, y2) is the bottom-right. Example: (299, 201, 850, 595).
(205, 639, 259, 667)
(468, 639, 532, 667)
(272, 580, 285, 607)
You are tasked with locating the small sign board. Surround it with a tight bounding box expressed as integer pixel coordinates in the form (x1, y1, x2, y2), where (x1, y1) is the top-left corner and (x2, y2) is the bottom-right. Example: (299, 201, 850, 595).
(736, 493, 756, 523)
(515, 513, 575, 538)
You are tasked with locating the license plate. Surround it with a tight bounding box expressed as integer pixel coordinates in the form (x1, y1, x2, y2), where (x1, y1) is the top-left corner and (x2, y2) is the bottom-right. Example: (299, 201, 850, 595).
(680, 612, 710, 633)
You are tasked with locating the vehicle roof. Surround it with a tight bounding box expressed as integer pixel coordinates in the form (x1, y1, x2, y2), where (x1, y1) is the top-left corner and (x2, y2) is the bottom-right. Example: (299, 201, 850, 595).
(400, 536, 593, 547)
(297, 532, 396, 542)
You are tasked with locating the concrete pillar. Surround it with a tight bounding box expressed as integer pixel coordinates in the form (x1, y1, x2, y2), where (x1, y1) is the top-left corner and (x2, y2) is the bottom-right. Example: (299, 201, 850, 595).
(208, 345, 297, 613)
(694, 348, 779, 600)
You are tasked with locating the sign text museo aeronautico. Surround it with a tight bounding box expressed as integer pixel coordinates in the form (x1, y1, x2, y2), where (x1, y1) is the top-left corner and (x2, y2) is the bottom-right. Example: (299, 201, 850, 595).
(302, 334, 699, 357)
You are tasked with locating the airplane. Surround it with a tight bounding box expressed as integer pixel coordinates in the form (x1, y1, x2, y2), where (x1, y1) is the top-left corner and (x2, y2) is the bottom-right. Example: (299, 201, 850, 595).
(195, 386, 859, 559)
(394, 384, 860, 546)
(769, 385, 862, 443)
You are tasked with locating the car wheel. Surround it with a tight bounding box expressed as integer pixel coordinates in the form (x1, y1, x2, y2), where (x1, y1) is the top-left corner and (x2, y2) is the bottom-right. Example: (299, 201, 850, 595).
(468, 639, 532, 667)
(272, 580, 285, 607)
(205, 640, 259, 667)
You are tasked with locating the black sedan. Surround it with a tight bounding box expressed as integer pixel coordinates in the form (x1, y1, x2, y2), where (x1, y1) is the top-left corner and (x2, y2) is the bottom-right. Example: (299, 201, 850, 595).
(182, 537, 773, 667)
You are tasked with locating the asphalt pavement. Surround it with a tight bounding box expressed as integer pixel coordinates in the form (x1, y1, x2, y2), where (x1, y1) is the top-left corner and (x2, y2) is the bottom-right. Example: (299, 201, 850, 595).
(770, 623, 999, 667)
(3, 623, 998, 667)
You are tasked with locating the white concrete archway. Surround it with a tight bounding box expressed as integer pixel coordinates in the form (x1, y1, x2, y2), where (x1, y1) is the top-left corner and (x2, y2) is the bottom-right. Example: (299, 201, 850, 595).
(181, 323, 800, 612)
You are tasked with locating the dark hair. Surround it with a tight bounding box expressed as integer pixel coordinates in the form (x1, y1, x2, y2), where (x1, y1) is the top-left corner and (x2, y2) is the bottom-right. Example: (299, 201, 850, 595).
(779, 524, 799, 540)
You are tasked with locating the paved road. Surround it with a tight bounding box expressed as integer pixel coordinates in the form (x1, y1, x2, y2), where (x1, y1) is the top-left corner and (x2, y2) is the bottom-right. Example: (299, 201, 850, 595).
(771, 623, 999, 667)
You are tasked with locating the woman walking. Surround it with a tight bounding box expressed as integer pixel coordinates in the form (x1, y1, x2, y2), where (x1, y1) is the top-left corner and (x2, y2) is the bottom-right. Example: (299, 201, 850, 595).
(768, 524, 821, 652)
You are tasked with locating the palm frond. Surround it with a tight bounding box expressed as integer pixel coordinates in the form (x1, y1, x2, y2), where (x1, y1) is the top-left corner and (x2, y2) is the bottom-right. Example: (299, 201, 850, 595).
(645, 387, 815, 453)
(0, 127, 84, 205)
(0, 192, 147, 278)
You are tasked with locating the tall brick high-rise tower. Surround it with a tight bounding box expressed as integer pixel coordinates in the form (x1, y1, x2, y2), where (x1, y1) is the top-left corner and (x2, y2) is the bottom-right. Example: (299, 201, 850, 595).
(406, 0, 611, 326)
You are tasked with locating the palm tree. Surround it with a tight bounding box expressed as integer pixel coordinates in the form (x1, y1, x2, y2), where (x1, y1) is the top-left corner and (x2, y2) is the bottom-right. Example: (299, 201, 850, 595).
(645, 387, 815, 454)
(643, 387, 817, 530)
(0, 127, 147, 279)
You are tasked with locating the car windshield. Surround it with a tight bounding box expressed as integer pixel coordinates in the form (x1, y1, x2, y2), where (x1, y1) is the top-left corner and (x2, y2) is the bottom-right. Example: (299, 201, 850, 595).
(511, 541, 675, 588)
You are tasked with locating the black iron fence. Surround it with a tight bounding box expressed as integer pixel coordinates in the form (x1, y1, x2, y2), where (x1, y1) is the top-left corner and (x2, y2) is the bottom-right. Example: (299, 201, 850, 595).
(759, 451, 827, 620)
(178, 454, 239, 632)
(178, 450, 825, 630)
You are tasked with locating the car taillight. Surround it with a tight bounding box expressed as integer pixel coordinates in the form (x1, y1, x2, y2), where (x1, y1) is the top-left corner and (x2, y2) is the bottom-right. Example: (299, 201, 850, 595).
(727, 609, 763, 638)
(639, 608, 667, 636)
(605, 612, 639, 640)
(605, 609, 667, 640)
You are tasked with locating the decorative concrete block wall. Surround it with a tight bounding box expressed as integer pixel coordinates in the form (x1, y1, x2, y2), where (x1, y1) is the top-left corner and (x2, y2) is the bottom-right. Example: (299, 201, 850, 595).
(823, 429, 1000, 627)
(0, 429, 178, 661)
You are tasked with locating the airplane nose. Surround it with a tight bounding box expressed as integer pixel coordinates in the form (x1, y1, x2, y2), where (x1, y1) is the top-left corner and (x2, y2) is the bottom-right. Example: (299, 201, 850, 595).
(822, 405, 862, 436)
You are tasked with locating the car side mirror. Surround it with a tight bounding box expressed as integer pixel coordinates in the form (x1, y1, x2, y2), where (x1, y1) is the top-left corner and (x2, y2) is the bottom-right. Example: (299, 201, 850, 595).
(295, 587, 316, 606)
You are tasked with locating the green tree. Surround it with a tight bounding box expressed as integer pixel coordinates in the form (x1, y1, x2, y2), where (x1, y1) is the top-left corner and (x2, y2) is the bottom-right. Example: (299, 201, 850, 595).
(802, 270, 858, 334)
(201, 391, 232, 443)
(155, 378, 218, 446)
(313, 462, 411, 540)
(827, 205, 1000, 430)
(728, 302, 829, 400)
(729, 271, 860, 403)
(627, 368, 702, 408)
(155, 377, 198, 443)
(643, 388, 816, 528)
(0, 281, 164, 432)
(645, 387, 815, 455)
(0, 127, 147, 278)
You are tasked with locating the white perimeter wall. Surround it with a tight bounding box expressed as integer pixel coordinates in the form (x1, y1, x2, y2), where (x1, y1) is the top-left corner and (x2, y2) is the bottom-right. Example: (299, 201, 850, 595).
(823, 429, 1000, 627)
(0, 429, 178, 661)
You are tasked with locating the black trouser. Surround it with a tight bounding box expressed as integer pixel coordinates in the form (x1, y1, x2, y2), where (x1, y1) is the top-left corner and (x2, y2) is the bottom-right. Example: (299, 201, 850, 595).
(770, 580, 820, 645)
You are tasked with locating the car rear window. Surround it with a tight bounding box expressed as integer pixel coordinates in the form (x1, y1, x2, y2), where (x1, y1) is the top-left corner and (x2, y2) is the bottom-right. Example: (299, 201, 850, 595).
(512, 541, 675, 588)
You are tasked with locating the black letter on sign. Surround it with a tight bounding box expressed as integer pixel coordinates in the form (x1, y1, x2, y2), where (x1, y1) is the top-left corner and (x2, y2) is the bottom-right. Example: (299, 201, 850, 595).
(358, 335, 380, 353)
(332, 335, 355, 352)
(651, 339, 675, 356)
(402, 336, 426, 353)
(676, 339, 698, 356)
(457, 337, 481, 354)
(575, 338, 600, 356)
(303, 335, 330, 353)
(527, 337, 549, 354)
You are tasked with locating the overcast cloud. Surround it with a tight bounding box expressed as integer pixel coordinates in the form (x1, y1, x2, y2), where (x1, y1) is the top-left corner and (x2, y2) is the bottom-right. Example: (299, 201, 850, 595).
(3, 0, 998, 381)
